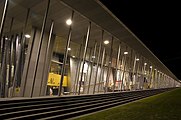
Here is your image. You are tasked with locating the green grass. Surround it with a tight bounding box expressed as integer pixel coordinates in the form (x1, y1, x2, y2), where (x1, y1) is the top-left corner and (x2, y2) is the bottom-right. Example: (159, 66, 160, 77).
(73, 88, 181, 120)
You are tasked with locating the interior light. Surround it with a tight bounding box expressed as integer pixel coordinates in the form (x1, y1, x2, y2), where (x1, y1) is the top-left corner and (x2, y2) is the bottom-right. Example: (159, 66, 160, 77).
(68, 48, 71, 51)
(124, 51, 128, 55)
(150, 66, 152, 69)
(5, 37, 8, 40)
(83, 63, 88, 72)
(66, 19, 72, 25)
(25, 34, 31, 38)
(104, 40, 109, 45)
(92, 56, 95, 59)
(144, 63, 147, 65)
(72, 56, 75, 58)
(136, 58, 139, 61)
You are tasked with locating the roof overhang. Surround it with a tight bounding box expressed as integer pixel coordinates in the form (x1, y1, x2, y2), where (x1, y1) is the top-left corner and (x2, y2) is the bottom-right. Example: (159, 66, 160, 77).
(61, 0, 178, 80)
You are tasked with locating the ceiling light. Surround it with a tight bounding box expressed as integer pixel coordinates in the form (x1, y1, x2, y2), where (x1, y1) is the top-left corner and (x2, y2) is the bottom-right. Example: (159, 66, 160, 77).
(25, 34, 31, 38)
(124, 51, 128, 55)
(66, 19, 72, 25)
(150, 66, 152, 68)
(104, 40, 109, 44)
(92, 56, 95, 59)
(72, 56, 75, 58)
(144, 63, 147, 65)
(5, 37, 8, 40)
(136, 58, 139, 61)
(68, 48, 71, 51)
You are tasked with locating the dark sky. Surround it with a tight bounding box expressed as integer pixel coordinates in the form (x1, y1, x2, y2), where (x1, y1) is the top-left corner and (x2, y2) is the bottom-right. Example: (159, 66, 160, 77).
(100, 0, 181, 79)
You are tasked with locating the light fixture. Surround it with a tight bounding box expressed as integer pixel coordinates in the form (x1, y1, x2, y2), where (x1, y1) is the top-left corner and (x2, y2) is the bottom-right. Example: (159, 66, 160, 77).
(72, 56, 75, 58)
(136, 58, 139, 61)
(5, 37, 8, 40)
(66, 19, 72, 25)
(25, 34, 31, 38)
(68, 48, 71, 51)
(104, 40, 109, 45)
(150, 66, 152, 69)
(144, 63, 147, 65)
(83, 63, 88, 73)
(124, 51, 128, 55)
(92, 56, 95, 59)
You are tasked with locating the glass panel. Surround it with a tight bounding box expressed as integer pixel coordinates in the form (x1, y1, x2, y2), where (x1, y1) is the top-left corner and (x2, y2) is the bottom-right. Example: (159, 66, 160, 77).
(46, 1, 72, 96)
(0, 0, 33, 97)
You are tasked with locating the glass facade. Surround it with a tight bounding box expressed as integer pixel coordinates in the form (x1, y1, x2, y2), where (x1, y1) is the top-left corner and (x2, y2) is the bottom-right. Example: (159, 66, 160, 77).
(0, 0, 180, 98)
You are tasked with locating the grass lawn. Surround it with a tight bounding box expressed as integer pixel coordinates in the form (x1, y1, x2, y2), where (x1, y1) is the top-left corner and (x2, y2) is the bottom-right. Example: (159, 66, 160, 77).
(73, 88, 181, 120)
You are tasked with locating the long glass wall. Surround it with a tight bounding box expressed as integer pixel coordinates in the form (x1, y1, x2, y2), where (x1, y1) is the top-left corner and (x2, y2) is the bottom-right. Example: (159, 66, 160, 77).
(0, 0, 180, 98)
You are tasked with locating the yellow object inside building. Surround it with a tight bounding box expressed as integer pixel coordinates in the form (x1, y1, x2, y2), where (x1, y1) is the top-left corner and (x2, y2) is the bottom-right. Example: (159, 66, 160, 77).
(47, 73, 67, 87)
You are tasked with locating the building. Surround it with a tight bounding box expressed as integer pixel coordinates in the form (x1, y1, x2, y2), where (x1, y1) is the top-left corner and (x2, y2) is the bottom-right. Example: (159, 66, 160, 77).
(0, 0, 180, 98)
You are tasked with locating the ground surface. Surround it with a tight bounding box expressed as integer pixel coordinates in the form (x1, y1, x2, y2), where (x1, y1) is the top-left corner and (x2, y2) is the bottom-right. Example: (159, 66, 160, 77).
(73, 88, 181, 120)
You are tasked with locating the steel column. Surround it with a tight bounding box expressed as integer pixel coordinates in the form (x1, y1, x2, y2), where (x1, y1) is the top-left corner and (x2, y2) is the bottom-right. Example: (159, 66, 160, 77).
(8, 35, 14, 88)
(98, 47, 105, 92)
(0, 17, 14, 97)
(30, 0, 50, 97)
(120, 55, 127, 91)
(40, 20, 54, 96)
(58, 11, 74, 96)
(105, 37, 113, 93)
(112, 43, 121, 92)
(78, 22, 91, 95)
(92, 41, 101, 94)
(11, 8, 30, 97)
(93, 30, 103, 94)
(0, 37, 7, 97)
(8, 18, 14, 89)
(87, 42, 97, 94)
(83, 48, 92, 94)
(73, 44, 82, 94)
(0, 0, 9, 44)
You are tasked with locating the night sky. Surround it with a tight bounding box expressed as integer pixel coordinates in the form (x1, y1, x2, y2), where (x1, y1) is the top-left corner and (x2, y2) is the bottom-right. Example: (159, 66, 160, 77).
(100, 0, 181, 80)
